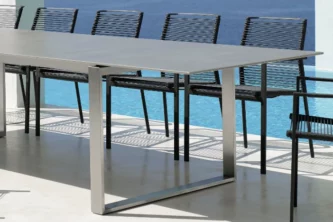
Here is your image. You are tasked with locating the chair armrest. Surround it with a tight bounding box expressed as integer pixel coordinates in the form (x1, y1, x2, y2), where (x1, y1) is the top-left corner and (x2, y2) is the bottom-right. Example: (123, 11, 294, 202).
(287, 57, 307, 62)
(294, 92, 333, 99)
(38, 68, 77, 75)
(297, 76, 333, 83)
(104, 74, 138, 77)
(103, 74, 138, 82)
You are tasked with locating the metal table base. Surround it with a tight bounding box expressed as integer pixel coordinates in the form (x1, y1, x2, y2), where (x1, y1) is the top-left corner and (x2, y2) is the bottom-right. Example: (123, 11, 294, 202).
(89, 66, 236, 215)
(105, 176, 234, 214)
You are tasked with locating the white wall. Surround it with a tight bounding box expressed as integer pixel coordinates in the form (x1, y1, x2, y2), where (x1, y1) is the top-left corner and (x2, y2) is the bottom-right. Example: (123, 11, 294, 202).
(316, 0, 333, 71)
(0, 0, 17, 108)
(16, 0, 44, 30)
(1, 0, 44, 108)
(0, 0, 15, 4)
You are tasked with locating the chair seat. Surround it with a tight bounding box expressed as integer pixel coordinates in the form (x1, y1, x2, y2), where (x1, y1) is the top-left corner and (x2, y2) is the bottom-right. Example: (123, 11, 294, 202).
(286, 114, 333, 141)
(5, 64, 25, 74)
(38, 68, 140, 83)
(189, 84, 294, 100)
(39, 69, 89, 83)
(110, 76, 213, 92)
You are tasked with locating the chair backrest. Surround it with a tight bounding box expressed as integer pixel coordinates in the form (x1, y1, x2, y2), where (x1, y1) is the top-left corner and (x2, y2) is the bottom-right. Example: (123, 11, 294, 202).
(0, 5, 24, 29)
(240, 17, 307, 89)
(161, 13, 221, 82)
(91, 10, 143, 38)
(31, 7, 78, 33)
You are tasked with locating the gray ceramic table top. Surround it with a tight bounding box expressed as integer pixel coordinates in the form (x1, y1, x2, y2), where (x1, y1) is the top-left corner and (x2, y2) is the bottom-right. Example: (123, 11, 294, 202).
(0, 29, 323, 74)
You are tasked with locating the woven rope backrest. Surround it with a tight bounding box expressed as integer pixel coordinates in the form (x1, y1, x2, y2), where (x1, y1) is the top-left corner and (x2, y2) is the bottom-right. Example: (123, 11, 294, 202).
(91, 10, 143, 38)
(161, 13, 221, 82)
(32, 7, 78, 33)
(240, 17, 307, 89)
(0, 5, 23, 29)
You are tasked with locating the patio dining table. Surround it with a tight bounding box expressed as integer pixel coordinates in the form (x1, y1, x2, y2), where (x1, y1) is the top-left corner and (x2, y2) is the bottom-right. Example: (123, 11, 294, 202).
(0, 29, 322, 215)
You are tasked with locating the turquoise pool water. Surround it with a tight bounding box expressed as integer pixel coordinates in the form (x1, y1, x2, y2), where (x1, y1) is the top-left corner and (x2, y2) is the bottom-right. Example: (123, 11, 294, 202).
(45, 66, 333, 139)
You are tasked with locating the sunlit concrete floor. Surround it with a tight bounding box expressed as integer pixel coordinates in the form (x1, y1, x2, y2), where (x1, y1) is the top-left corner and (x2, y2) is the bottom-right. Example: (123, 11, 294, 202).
(1, 108, 333, 222)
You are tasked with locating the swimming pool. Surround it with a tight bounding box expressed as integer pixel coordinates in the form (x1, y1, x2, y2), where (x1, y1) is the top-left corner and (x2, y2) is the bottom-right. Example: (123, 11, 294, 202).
(45, 66, 333, 139)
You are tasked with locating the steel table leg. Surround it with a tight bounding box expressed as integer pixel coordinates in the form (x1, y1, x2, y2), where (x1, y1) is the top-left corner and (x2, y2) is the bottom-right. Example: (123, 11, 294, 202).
(89, 66, 105, 215)
(184, 75, 190, 162)
(174, 74, 179, 161)
(0, 63, 5, 138)
(222, 68, 236, 178)
(89, 67, 236, 215)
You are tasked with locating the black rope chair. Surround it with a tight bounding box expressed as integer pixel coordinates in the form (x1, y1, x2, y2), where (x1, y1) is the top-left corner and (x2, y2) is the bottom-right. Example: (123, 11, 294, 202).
(287, 76, 333, 222)
(34, 10, 145, 142)
(185, 17, 313, 171)
(0, 5, 27, 130)
(108, 13, 221, 154)
(31, 7, 78, 136)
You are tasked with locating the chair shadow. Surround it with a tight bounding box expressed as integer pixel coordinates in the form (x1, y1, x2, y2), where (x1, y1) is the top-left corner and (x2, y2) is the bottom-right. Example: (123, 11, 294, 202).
(6, 110, 52, 125)
(8, 109, 175, 148)
(185, 128, 333, 176)
(7, 109, 333, 176)
(3, 117, 333, 221)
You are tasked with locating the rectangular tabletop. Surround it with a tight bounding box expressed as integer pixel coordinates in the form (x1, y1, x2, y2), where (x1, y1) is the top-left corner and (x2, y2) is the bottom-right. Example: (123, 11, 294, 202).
(0, 29, 322, 74)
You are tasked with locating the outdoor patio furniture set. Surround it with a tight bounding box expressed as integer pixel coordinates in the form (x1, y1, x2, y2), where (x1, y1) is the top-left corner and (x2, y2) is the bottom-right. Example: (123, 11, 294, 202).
(0, 5, 326, 222)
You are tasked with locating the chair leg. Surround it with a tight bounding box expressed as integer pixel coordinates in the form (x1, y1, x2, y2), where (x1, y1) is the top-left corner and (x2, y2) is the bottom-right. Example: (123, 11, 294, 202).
(303, 96, 314, 158)
(140, 89, 151, 134)
(290, 93, 300, 222)
(184, 75, 190, 162)
(218, 98, 222, 114)
(294, 138, 299, 207)
(25, 68, 31, 134)
(260, 64, 267, 175)
(174, 74, 179, 161)
(106, 81, 112, 149)
(136, 71, 150, 134)
(75, 82, 84, 124)
(163, 92, 170, 137)
(290, 136, 298, 222)
(260, 99, 267, 175)
(33, 71, 41, 137)
(19, 74, 26, 107)
(241, 100, 248, 148)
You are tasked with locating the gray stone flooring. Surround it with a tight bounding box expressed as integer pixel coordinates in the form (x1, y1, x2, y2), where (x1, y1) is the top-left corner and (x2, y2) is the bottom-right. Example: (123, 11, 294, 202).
(1, 108, 333, 222)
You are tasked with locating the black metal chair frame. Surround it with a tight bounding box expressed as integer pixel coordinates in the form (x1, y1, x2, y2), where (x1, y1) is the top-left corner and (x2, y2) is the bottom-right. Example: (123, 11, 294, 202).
(107, 13, 221, 159)
(288, 76, 333, 222)
(34, 10, 147, 143)
(184, 17, 314, 174)
(94, 10, 148, 149)
(32, 7, 79, 136)
(160, 13, 222, 141)
(0, 5, 27, 130)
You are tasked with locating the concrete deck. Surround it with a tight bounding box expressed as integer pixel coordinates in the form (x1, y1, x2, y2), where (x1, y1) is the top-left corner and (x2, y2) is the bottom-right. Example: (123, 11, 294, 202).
(1, 108, 333, 222)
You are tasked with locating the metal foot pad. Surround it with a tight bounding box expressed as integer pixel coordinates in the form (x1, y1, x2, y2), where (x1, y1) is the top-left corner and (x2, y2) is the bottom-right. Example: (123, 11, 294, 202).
(104, 176, 235, 214)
